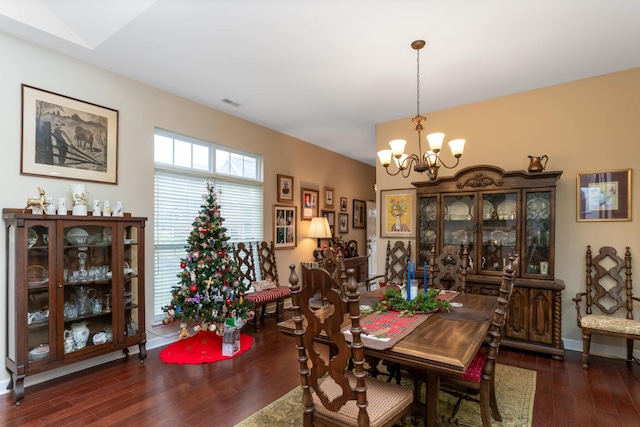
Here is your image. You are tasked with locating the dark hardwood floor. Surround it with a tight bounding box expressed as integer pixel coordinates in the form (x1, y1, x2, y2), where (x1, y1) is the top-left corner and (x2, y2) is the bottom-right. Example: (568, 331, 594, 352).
(2, 311, 640, 426)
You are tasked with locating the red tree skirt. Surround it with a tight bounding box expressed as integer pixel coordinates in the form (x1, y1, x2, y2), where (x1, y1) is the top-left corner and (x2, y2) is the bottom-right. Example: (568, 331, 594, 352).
(159, 330, 254, 364)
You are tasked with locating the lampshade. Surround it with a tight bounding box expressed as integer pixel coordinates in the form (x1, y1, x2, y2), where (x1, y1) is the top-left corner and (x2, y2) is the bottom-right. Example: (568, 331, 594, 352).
(308, 217, 332, 239)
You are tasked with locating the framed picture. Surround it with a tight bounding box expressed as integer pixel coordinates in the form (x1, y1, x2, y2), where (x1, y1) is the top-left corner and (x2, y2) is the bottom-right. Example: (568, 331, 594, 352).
(340, 197, 348, 212)
(324, 187, 335, 208)
(21, 84, 119, 184)
(339, 213, 349, 233)
(352, 199, 366, 228)
(322, 210, 335, 236)
(277, 174, 294, 203)
(380, 189, 417, 237)
(577, 169, 632, 222)
(274, 205, 297, 249)
(301, 188, 319, 220)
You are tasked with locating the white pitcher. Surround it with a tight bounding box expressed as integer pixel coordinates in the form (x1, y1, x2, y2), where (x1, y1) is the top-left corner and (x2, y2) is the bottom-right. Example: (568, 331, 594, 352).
(70, 321, 90, 349)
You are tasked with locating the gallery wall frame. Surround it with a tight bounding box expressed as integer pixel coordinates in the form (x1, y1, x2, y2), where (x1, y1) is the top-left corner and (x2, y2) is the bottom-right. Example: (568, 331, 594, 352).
(301, 188, 319, 220)
(380, 188, 417, 238)
(339, 213, 349, 233)
(340, 197, 348, 212)
(21, 84, 119, 184)
(352, 199, 366, 229)
(321, 209, 335, 236)
(577, 169, 632, 222)
(324, 187, 334, 208)
(277, 174, 294, 203)
(274, 205, 297, 249)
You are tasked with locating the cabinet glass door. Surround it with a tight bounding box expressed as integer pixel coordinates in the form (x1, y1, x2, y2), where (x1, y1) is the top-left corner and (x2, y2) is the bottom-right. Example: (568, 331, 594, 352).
(122, 224, 141, 340)
(443, 195, 475, 266)
(27, 223, 52, 365)
(418, 196, 438, 265)
(479, 192, 518, 274)
(62, 223, 114, 355)
(524, 190, 552, 277)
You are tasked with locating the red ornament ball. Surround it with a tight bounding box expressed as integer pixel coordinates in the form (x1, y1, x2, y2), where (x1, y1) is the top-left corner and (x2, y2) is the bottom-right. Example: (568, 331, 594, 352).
(226, 298, 231, 305)
(180, 262, 186, 269)
(190, 285, 197, 293)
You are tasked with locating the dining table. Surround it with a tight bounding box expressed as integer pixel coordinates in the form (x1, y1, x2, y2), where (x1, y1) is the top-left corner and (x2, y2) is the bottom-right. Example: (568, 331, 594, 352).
(277, 289, 497, 427)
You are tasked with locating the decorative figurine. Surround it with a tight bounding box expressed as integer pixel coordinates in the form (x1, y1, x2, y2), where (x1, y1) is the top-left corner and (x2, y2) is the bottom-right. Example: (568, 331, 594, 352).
(23, 187, 50, 213)
(178, 322, 190, 339)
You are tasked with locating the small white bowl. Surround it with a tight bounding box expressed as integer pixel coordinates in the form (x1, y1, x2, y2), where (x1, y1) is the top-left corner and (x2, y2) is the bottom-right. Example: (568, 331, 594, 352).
(451, 302, 463, 308)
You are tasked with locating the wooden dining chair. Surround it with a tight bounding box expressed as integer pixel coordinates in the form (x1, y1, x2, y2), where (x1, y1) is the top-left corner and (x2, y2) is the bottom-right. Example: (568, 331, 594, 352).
(366, 240, 411, 291)
(288, 263, 413, 427)
(437, 254, 519, 427)
(428, 244, 469, 292)
(233, 242, 257, 285)
(234, 241, 291, 332)
(573, 246, 638, 368)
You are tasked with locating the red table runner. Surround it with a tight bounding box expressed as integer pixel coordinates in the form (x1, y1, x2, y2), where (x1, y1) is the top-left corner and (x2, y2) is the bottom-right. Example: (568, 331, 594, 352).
(343, 290, 460, 350)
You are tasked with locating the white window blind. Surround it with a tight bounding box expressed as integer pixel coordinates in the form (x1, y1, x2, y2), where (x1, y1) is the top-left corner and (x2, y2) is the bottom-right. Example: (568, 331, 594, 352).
(153, 170, 263, 324)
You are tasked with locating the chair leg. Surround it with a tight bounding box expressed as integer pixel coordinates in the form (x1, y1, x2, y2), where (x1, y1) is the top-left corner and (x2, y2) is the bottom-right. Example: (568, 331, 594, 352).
(253, 304, 263, 333)
(479, 379, 492, 427)
(488, 373, 502, 422)
(582, 332, 592, 369)
(627, 339, 634, 368)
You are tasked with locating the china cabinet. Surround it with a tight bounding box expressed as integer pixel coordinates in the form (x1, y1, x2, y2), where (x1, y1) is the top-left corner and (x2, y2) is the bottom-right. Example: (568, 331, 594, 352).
(414, 165, 565, 359)
(3, 209, 147, 404)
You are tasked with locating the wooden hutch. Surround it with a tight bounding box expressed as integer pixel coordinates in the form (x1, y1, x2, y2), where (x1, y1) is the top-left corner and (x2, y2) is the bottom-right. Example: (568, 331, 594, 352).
(413, 165, 564, 359)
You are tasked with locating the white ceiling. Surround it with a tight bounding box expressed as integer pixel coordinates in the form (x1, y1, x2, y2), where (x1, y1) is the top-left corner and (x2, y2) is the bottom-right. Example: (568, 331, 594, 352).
(1, 0, 639, 165)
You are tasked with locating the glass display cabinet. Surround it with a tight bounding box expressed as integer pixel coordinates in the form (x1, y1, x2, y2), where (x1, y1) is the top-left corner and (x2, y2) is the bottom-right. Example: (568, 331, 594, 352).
(414, 165, 564, 359)
(3, 209, 147, 404)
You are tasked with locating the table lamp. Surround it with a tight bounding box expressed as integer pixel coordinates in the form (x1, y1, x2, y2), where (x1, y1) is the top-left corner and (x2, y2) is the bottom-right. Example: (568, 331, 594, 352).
(308, 217, 332, 261)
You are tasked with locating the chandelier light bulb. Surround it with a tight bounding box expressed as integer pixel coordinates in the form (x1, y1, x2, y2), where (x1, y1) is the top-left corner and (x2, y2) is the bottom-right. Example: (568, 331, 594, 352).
(389, 139, 407, 158)
(449, 139, 466, 157)
(426, 133, 444, 153)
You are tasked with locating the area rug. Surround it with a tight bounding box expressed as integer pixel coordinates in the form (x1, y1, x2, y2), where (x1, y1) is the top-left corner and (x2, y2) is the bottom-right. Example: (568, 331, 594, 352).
(159, 330, 254, 364)
(234, 364, 535, 427)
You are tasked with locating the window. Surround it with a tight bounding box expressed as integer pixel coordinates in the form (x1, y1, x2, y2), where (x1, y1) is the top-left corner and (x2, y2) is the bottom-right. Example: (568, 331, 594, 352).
(153, 130, 263, 324)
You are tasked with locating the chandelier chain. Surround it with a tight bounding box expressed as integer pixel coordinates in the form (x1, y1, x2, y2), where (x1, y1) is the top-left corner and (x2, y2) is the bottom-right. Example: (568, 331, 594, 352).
(416, 48, 420, 117)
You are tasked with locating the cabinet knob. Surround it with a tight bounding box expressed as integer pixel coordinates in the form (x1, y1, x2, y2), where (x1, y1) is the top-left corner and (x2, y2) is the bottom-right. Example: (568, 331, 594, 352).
(58, 283, 63, 288)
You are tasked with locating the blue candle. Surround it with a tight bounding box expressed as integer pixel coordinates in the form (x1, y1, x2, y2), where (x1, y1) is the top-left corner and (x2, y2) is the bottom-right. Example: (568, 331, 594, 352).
(406, 262, 411, 300)
(424, 262, 427, 292)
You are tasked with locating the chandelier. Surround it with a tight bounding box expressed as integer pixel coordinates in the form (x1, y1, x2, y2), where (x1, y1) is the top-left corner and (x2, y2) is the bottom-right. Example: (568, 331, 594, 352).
(377, 40, 466, 180)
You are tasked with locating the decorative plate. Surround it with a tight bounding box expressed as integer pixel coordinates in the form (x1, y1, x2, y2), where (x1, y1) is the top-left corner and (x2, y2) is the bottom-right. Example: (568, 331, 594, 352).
(483, 200, 495, 219)
(527, 199, 550, 219)
(67, 227, 89, 238)
(29, 344, 50, 356)
(448, 201, 469, 220)
(424, 203, 437, 220)
(423, 230, 436, 244)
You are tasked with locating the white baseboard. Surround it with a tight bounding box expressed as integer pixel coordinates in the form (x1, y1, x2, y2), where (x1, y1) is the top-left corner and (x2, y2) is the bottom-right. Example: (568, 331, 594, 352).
(0, 335, 172, 396)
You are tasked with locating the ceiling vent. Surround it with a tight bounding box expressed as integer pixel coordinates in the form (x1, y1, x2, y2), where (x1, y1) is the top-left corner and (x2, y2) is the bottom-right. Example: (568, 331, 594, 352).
(222, 98, 241, 107)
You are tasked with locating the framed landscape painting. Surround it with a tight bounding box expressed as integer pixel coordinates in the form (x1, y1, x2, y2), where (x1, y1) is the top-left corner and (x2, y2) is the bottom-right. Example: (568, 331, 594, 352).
(21, 84, 119, 184)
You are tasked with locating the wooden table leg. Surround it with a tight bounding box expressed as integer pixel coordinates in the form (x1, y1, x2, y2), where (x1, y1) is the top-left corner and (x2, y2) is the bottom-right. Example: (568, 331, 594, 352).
(425, 370, 442, 427)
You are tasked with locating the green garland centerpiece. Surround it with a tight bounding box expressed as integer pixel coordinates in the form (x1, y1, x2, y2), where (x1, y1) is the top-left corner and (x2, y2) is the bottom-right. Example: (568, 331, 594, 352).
(366, 286, 451, 317)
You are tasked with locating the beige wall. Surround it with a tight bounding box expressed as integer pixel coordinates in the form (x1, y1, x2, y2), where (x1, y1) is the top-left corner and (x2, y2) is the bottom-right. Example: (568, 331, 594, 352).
(0, 33, 374, 386)
(376, 67, 640, 357)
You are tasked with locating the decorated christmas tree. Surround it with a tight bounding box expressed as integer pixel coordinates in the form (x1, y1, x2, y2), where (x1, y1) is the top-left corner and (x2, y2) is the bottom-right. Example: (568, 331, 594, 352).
(162, 182, 253, 335)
